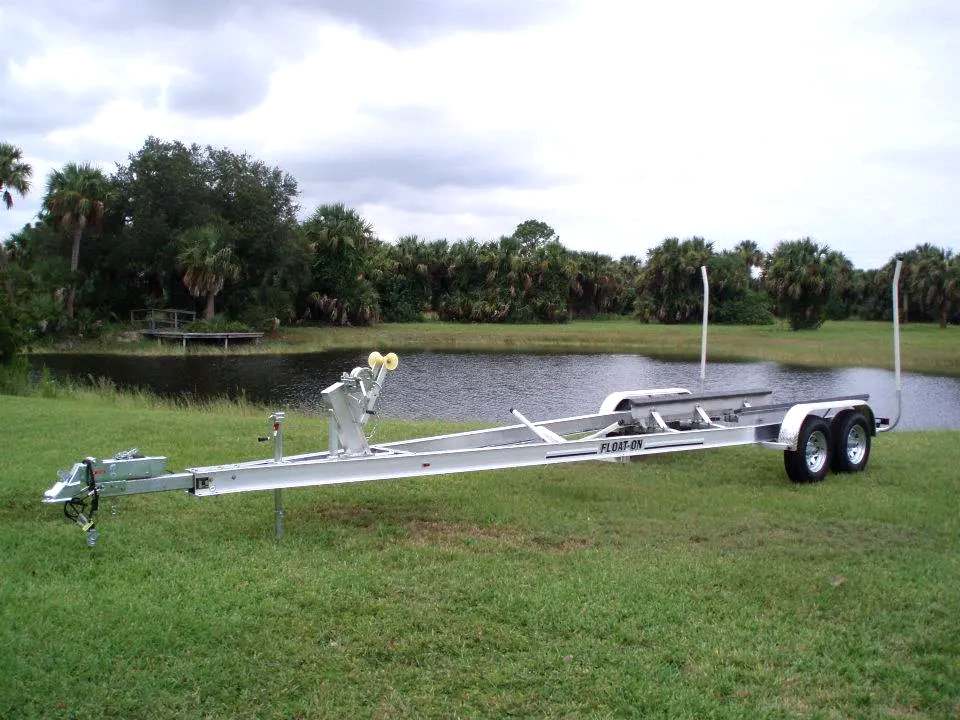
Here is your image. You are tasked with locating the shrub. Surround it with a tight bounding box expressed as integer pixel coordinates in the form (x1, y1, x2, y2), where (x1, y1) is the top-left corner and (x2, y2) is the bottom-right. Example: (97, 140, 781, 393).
(713, 290, 775, 325)
(184, 316, 251, 333)
(0, 355, 30, 394)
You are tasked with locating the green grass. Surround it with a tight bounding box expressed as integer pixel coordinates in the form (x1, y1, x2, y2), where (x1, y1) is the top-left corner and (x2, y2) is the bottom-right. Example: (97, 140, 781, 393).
(1, 392, 958, 719)
(32, 319, 960, 376)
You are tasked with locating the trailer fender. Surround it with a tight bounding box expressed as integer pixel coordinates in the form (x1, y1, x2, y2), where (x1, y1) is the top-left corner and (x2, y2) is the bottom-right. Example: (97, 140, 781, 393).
(777, 401, 872, 450)
(834, 404, 877, 436)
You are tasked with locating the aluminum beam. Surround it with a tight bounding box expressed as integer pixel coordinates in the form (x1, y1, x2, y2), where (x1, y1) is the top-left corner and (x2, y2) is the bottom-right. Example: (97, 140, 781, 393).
(187, 422, 772, 497)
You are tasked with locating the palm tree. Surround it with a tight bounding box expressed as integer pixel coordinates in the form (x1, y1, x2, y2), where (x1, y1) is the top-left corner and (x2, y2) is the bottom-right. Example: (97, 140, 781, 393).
(733, 239, 765, 287)
(443, 239, 482, 318)
(43, 163, 113, 319)
(302, 204, 380, 325)
(178, 224, 239, 319)
(762, 238, 847, 330)
(640, 237, 714, 323)
(1, 142, 32, 210)
(910, 245, 959, 328)
(889, 243, 945, 322)
(561, 249, 583, 320)
(304, 203, 376, 255)
(733, 239, 765, 269)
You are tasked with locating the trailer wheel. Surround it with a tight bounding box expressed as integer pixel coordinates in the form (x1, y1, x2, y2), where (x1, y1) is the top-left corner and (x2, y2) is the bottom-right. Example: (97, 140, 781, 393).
(784, 416, 832, 483)
(831, 411, 871, 473)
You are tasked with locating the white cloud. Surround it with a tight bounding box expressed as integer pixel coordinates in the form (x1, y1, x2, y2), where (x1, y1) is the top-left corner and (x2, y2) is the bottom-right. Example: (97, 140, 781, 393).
(2, 0, 957, 269)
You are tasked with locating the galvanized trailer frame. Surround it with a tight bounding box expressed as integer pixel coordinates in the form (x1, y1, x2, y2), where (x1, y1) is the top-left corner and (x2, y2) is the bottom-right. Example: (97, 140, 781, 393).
(43, 263, 903, 545)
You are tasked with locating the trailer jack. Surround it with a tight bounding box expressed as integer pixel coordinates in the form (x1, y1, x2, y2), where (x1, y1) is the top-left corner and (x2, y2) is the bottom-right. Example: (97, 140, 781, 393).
(58, 459, 100, 545)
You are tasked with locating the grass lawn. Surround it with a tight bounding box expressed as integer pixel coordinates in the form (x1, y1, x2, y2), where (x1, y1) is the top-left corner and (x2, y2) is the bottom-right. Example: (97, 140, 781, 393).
(1, 392, 958, 718)
(35, 320, 960, 377)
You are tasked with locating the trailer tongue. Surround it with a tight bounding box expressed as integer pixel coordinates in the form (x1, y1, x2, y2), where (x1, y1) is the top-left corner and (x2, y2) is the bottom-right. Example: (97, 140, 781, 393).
(43, 264, 903, 547)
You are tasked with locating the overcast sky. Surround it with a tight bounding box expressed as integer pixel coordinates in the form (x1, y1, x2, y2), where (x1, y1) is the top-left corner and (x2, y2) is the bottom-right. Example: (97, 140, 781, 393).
(2, 0, 957, 269)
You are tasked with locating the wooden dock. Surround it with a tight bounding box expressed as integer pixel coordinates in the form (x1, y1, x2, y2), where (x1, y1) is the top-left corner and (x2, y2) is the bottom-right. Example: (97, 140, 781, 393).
(142, 329, 264, 349)
(132, 309, 263, 349)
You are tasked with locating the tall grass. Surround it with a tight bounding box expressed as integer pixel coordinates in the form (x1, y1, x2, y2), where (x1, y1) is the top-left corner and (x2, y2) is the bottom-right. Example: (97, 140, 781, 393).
(0, 356, 267, 416)
(1, 390, 957, 718)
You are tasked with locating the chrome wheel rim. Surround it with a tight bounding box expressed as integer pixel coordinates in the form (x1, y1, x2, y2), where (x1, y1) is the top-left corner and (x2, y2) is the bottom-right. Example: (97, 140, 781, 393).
(805, 430, 828, 474)
(846, 424, 867, 465)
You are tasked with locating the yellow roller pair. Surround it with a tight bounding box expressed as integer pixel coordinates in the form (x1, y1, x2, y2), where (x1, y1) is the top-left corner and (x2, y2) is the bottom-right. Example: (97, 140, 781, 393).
(368, 351, 399, 371)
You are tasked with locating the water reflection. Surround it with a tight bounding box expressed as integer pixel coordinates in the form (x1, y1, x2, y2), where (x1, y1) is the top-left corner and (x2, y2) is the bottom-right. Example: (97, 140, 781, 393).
(29, 351, 960, 431)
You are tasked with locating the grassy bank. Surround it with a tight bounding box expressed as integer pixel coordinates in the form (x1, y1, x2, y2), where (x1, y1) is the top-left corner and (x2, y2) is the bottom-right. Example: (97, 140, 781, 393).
(31, 320, 960, 376)
(1, 392, 958, 718)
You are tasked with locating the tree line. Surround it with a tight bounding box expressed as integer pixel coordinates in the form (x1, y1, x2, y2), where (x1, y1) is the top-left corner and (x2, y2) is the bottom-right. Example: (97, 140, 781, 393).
(1, 137, 958, 362)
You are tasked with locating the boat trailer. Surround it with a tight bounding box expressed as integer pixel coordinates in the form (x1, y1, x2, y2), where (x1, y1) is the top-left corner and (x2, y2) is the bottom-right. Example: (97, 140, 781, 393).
(43, 263, 904, 546)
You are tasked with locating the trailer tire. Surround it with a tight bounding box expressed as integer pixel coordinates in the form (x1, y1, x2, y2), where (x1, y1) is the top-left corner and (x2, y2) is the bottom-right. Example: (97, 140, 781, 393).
(831, 411, 871, 473)
(784, 416, 832, 483)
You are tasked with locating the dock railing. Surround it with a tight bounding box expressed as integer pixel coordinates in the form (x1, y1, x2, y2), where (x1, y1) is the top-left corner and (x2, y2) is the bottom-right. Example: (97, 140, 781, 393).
(130, 309, 197, 331)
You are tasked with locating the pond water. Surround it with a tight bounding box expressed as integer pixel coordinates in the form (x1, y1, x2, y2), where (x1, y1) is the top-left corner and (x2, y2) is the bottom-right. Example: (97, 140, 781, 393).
(29, 351, 960, 431)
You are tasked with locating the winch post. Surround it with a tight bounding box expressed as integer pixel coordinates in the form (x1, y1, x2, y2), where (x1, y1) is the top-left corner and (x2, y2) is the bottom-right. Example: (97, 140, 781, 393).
(321, 351, 398, 456)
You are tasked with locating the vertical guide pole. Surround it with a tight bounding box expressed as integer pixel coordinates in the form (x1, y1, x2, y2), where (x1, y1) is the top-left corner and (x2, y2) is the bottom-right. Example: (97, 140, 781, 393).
(272, 412, 285, 537)
(699, 265, 709, 395)
(880, 260, 903, 432)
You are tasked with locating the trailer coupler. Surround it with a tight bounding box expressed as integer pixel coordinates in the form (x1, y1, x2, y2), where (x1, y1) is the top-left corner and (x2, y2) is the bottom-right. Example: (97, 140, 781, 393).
(45, 452, 196, 546)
